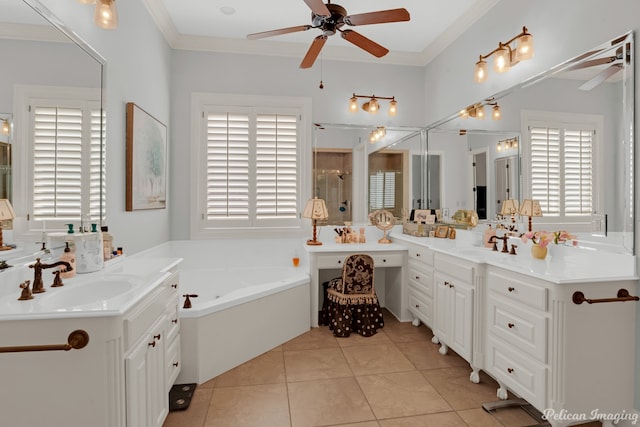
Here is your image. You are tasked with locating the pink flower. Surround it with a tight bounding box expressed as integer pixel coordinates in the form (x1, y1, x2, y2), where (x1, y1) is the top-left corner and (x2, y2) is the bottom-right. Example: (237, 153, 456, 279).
(521, 230, 577, 248)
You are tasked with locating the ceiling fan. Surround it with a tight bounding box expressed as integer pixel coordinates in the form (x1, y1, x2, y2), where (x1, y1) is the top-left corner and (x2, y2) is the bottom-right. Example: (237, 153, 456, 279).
(563, 42, 630, 91)
(246, 0, 410, 69)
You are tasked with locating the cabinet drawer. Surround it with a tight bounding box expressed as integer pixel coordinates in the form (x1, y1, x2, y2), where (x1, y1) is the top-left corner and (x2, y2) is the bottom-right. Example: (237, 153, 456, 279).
(317, 253, 403, 269)
(407, 246, 434, 266)
(487, 337, 546, 410)
(434, 254, 473, 283)
(408, 288, 432, 325)
(408, 260, 433, 297)
(488, 295, 547, 362)
(488, 271, 547, 311)
(166, 334, 181, 389)
(125, 284, 175, 352)
(164, 300, 180, 343)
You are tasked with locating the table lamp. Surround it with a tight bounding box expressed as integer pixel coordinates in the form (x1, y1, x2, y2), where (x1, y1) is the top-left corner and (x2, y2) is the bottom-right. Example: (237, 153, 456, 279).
(519, 199, 542, 232)
(302, 197, 328, 246)
(500, 199, 519, 220)
(0, 199, 15, 251)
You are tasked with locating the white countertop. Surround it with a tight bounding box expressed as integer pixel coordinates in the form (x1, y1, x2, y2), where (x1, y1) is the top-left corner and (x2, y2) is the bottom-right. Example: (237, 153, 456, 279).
(0, 255, 182, 320)
(392, 232, 638, 284)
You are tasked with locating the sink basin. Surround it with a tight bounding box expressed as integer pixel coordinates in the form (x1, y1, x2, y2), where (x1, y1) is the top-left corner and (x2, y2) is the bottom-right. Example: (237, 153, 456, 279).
(38, 275, 140, 311)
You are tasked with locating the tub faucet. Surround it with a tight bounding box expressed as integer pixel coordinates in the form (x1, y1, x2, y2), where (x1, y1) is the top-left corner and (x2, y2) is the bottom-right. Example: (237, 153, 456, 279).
(28, 258, 73, 294)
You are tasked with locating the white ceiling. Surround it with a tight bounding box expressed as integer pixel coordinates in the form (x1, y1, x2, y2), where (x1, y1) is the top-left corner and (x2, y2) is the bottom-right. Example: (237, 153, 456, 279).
(143, 0, 500, 66)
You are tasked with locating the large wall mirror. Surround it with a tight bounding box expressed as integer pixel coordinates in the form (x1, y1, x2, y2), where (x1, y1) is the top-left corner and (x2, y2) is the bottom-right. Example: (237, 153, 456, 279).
(424, 32, 634, 254)
(1, 0, 106, 234)
(312, 124, 425, 225)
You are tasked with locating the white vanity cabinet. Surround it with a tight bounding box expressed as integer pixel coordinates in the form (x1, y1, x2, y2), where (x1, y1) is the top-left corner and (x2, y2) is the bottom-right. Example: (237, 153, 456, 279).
(125, 271, 180, 427)
(484, 265, 637, 424)
(405, 242, 435, 328)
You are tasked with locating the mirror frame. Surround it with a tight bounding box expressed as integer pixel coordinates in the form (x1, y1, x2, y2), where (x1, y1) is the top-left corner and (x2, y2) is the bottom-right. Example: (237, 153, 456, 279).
(423, 32, 634, 254)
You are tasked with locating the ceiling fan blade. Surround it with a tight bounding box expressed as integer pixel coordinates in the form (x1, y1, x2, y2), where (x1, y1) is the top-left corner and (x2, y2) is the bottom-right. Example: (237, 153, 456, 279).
(300, 35, 327, 69)
(341, 30, 388, 58)
(344, 8, 410, 26)
(303, 0, 330, 16)
(565, 54, 619, 71)
(579, 64, 623, 91)
(247, 25, 312, 40)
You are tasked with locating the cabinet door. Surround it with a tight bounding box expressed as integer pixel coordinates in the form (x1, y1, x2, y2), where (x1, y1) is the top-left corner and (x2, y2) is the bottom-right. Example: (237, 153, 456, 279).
(434, 273, 450, 342)
(450, 280, 473, 361)
(126, 337, 150, 427)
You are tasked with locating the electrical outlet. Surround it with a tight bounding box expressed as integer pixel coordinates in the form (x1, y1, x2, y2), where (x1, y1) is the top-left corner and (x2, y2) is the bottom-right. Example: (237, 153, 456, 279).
(443, 208, 449, 218)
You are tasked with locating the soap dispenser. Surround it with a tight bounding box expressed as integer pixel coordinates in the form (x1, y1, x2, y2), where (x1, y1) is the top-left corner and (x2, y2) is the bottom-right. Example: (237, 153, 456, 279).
(59, 242, 76, 279)
(483, 224, 496, 248)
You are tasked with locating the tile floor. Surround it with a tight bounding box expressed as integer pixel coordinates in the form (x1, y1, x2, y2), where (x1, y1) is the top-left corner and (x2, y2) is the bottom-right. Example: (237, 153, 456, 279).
(163, 310, 600, 427)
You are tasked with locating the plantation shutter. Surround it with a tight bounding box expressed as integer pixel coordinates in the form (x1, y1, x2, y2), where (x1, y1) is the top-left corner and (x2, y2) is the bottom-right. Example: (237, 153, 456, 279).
(255, 113, 298, 219)
(89, 107, 105, 219)
(33, 106, 83, 220)
(369, 171, 395, 210)
(530, 126, 561, 215)
(205, 111, 250, 220)
(564, 129, 593, 215)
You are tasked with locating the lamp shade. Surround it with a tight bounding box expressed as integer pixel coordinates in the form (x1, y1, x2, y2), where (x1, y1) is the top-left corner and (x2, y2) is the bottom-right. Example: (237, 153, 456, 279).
(95, 0, 118, 30)
(302, 197, 328, 220)
(493, 45, 510, 73)
(0, 199, 15, 221)
(1, 119, 9, 135)
(474, 58, 488, 83)
(519, 199, 542, 217)
(516, 33, 534, 61)
(500, 199, 519, 216)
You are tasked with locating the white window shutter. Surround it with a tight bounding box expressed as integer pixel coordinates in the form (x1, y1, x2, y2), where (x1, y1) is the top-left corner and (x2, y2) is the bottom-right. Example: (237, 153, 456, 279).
(564, 129, 593, 216)
(530, 126, 561, 216)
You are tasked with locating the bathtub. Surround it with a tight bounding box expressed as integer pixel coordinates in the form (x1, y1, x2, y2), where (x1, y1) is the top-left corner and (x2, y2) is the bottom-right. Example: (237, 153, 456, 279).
(136, 239, 311, 384)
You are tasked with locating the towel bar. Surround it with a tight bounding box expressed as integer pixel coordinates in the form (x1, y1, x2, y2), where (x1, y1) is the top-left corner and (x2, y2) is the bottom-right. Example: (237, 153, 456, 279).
(0, 329, 89, 353)
(572, 288, 639, 305)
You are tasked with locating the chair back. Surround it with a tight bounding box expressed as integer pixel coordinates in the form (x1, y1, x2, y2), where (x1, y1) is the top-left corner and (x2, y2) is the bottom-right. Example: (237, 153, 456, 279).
(339, 254, 375, 295)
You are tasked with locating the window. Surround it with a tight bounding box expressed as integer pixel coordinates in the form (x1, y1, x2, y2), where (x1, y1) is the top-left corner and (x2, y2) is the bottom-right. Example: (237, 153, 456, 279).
(15, 85, 104, 234)
(369, 171, 396, 210)
(192, 93, 311, 237)
(523, 111, 602, 225)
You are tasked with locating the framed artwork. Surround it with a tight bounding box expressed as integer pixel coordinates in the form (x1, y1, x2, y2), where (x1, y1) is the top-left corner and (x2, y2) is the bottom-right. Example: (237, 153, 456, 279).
(414, 209, 432, 223)
(435, 225, 449, 238)
(126, 102, 167, 211)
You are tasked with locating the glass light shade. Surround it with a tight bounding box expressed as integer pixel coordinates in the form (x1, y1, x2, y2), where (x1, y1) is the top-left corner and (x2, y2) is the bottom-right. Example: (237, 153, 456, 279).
(516, 33, 534, 61)
(388, 99, 397, 116)
(94, 0, 118, 30)
(496, 142, 502, 152)
(492, 104, 501, 120)
(519, 199, 543, 217)
(1, 119, 9, 135)
(78, 0, 96, 4)
(475, 106, 485, 120)
(459, 109, 469, 119)
(302, 197, 328, 220)
(474, 59, 488, 83)
(493, 46, 510, 73)
(349, 96, 358, 112)
(368, 98, 379, 113)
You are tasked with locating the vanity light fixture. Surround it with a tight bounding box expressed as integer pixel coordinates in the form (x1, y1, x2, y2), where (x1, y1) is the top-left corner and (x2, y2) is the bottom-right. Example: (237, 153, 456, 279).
(1, 119, 9, 136)
(497, 136, 518, 152)
(92, 0, 118, 30)
(0, 199, 15, 251)
(519, 198, 542, 232)
(369, 126, 386, 143)
(349, 93, 397, 116)
(474, 26, 534, 83)
(459, 103, 485, 120)
(302, 197, 329, 246)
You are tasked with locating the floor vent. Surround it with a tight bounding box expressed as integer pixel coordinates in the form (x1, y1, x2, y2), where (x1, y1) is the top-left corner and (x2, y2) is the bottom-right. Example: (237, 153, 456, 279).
(169, 383, 197, 411)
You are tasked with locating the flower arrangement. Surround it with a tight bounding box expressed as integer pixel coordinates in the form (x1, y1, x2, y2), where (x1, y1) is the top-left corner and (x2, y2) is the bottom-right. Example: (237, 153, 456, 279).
(521, 230, 577, 248)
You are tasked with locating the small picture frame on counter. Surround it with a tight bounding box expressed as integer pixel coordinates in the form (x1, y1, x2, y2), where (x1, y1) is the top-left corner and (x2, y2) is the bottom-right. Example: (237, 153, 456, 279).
(435, 225, 449, 238)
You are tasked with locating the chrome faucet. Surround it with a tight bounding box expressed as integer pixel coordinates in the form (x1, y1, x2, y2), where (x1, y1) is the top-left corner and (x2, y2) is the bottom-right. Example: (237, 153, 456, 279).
(28, 258, 73, 294)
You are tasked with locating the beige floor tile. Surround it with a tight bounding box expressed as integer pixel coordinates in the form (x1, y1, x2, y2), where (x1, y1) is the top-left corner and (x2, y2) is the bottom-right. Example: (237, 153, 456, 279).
(163, 387, 213, 427)
(336, 329, 394, 347)
(342, 343, 415, 375)
(282, 326, 339, 351)
(395, 340, 468, 371)
(421, 367, 499, 411)
(331, 422, 381, 427)
(199, 377, 216, 389)
(456, 408, 503, 427)
(213, 350, 285, 387)
(204, 383, 290, 427)
(490, 407, 539, 427)
(382, 321, 433, 343)
(288, 377, 375, 427)
(284, 347, 353, 382)
(378, 412, 467, 427)
(356, 371, 452, 419)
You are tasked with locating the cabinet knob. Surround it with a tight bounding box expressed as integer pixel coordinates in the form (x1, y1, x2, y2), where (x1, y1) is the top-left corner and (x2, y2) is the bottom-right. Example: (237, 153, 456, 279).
(416, 253, 420, 257)
(172, 318, 178, 324)
(338, 260, 342, 264)
(507, 368, 514, 374)
(171, 283, 178, 289)
(415, 304, 420, 308)
(173, 362, 179, 367)
(148, 341, 156, 348)
(508, 286, 515, 292)
(415, 276, 420, 280)
(382, 259, 387, 263)
(154, 334, 161, 341)
(508, 323, 515, 329)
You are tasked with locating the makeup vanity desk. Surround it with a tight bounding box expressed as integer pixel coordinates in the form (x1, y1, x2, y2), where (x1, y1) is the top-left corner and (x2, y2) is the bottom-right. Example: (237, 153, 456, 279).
(304, 241, 409, 327)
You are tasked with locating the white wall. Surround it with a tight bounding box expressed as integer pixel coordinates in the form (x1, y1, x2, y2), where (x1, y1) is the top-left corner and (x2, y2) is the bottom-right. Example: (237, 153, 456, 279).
(36, 0, 173, 254)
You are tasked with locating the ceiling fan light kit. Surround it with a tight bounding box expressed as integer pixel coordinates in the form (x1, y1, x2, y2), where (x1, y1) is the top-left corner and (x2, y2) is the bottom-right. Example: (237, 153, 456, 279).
(474, 26, 533, 83)
(247, 0, 410, 69)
